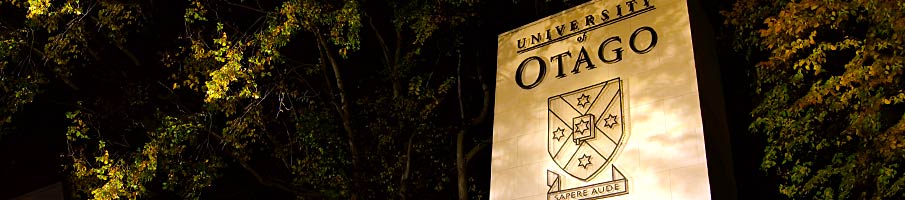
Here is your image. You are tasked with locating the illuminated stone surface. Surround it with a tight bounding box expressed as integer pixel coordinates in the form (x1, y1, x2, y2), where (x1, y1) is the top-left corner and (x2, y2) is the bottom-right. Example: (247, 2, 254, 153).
(492, 0, 712, 199)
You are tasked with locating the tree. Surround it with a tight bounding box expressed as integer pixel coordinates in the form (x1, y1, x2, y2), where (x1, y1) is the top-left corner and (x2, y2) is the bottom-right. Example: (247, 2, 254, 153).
(1, 0, 496, 199)
(724, 0, 905, 198)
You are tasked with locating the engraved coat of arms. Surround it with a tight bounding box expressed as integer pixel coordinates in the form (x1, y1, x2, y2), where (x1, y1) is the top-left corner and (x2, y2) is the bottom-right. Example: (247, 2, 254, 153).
(547, 78, 625, 180)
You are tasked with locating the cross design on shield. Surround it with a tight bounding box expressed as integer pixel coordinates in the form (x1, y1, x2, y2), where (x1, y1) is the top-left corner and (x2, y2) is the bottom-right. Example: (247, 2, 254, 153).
(547, 78, 626, 181)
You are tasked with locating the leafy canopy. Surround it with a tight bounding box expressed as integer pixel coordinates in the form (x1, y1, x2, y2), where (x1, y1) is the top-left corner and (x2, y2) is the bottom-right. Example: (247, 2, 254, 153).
(1, 0, 492, 199)
(725, 0, 905, 198)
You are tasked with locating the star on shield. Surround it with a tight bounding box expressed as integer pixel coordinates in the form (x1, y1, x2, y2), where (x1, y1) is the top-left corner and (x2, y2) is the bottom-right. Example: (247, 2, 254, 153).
(575, 119, 589, 133)
(572, 114, 595, 144)
(552, 127, 565, 141)
(578, 154, 592, 168)
(577, 94, 591, 107)
(604, 114, 619, 128)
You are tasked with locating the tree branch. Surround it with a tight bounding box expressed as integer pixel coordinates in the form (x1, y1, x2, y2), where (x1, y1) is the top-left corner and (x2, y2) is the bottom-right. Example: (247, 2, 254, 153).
(316, 33, 361, 200)
(316, 35, 356, 158)
(237, 159, 321, 197)
(457, 53, 466, 121)
(465, 139, 490, 165)
(398, 132, 417, 199)
(225, 1, 267, 14)
(393, 28, 403, 97)
(367, 14, 392, 70)
(469, 51, 491, 126)
(115, 43, 142, 66)
(315, 39, 338, 110)
(366, 14, 403, 98)
(207, 131, 323, 198)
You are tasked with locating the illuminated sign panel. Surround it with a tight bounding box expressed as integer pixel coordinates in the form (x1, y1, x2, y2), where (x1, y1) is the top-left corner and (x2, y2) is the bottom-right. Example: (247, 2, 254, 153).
(492, 0, 715, 199)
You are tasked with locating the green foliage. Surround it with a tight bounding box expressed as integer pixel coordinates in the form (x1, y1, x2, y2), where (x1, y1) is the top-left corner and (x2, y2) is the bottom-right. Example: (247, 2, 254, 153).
(1, 0, 490, 199)
(66, 113, 221, 199)
(726, 0, 905, 198)
(95, 1, 140, 46)
(203, 29, 259, 104)
(392, 0, 476, 45)
(294, 0, 362, 56)
(0, 26, 45, 139)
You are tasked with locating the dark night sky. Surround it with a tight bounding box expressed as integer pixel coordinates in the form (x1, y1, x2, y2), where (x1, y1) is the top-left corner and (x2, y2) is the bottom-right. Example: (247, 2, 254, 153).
(1, 82, 70, 198)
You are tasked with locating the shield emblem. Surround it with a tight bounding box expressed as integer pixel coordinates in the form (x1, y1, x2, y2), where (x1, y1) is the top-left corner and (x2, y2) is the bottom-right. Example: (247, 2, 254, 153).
(547, 78, 625, 180)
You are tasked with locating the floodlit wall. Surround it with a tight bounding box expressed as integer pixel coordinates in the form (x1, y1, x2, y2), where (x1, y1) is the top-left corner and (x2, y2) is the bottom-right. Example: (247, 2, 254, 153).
(492, 0, 718, 199)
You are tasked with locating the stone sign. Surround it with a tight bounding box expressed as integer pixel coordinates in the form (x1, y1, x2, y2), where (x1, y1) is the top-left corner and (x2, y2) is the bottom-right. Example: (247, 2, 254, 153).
(492, 0, 725, 199)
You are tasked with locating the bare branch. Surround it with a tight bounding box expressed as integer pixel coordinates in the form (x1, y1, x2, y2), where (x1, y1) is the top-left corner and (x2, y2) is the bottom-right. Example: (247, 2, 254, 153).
(237, 157, 324, 197)
(465, 139, 491, 165)
(225, 1, 267, 14)
(457, 52, 466, 121)
(207, 130, 323, 197)
(115, 44, 142, 66)
(367, 14, 392, 69)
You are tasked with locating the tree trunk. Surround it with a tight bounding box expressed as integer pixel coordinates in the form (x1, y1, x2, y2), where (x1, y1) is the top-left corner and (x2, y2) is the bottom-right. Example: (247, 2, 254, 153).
(455, 51, 491, 200)
(398, 132, 416, 199)
(456, 129, 468, 200)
